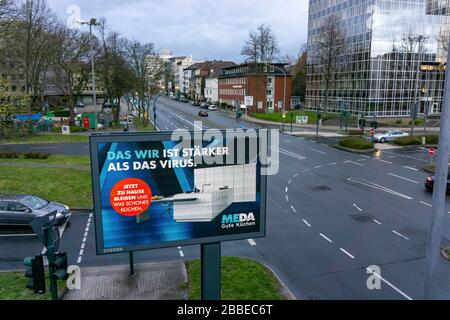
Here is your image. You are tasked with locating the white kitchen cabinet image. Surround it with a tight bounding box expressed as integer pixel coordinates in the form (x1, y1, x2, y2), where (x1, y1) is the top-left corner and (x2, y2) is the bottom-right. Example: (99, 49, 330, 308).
(172, 164, 257, 223)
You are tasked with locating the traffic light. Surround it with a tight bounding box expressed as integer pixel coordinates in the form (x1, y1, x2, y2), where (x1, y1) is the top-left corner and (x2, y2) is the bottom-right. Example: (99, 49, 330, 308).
(370, 121, 379, 129)
(51, 252, 68, 280)
(24, 255, 46, 294)
(359, 118, 366, 128)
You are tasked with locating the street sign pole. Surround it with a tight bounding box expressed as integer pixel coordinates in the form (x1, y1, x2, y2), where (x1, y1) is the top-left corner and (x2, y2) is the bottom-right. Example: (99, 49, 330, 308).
(129, 251, 135, 276)
(201, 242, 221, 300)
(423, 36, 450, 300)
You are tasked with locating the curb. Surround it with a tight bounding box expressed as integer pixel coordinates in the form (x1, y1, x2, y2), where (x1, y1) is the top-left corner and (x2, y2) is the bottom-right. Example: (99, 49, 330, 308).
(333, 144, 377, 155)
(71, 208, 93, 214)
(260, 262, 297, 300)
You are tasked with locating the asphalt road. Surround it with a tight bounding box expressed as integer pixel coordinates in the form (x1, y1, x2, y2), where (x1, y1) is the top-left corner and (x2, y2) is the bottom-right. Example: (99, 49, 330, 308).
(2, 96, 450, 300)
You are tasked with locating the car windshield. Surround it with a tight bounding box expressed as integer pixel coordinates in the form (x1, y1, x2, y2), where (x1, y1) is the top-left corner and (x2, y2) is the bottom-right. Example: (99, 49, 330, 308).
(22, 196, 49, 210)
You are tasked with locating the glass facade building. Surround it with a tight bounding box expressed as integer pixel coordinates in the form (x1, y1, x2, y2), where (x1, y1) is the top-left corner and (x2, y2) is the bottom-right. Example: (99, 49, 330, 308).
(306, 0, 450, 117)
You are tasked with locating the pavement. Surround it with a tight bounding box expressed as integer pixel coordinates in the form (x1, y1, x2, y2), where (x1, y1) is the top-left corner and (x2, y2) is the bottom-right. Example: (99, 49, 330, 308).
(2, 96, 450, 300)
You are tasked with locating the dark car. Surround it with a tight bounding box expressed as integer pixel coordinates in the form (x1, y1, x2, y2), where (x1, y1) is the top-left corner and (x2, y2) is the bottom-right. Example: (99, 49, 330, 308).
(425, 175, 450, 193)
(193, 101, 201, 106)
(0, 195, 71, 226)
(198, 111, 209, 117)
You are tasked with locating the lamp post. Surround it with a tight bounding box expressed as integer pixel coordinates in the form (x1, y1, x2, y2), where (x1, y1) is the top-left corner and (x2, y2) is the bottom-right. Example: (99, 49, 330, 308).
(265, 63, 287, 131)
(77, 18, 101, 111)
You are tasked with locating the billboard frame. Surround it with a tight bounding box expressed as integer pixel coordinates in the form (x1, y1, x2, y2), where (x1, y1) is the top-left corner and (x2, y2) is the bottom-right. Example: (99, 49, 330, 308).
(89, 130, 267, 256)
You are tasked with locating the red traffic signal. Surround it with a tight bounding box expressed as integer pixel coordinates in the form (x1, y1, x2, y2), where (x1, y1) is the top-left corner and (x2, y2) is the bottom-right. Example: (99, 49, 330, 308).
(428, 148, 436, 156)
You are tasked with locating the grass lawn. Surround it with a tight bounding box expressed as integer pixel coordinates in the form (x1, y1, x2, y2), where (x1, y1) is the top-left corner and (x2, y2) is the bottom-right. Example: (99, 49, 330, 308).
(0, 155, 90, 166)
(0, 166, 92, 208)
(135, 117, 154, 132)
(0, 272, 66, 300)
(250, 110, 342, 125)
(0, 134, 88, 145)
(186, 257, 285, 300)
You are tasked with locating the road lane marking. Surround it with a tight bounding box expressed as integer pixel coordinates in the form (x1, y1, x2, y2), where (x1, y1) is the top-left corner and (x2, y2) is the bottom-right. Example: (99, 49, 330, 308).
(373, 220, 382, 225)
(366, 266, 413, 300)
(290, 205, 296, 213)
(392, 230, 410, 241)
(302, 219, 311, 227)
(420, 201, 432, 207)
(315, 165, 323, 169)
(378, 159, 393, 164)
(179, 250, 185, 257)
(310, 148, 326, 154)
(353, 204, 363, 212)
(286, 195, 289, 202)
(293, 174, 299, 178)
(285, 187, 288, 193)
(319, 233, 333, 243)
(347, 177, 413, 200)
(321, 143, 328, 147)
(344, 160, 364, 167)
(288, 180, 292, 184)
(247, 239, 257, 246)
(302, 169, 310, 172)
(388, 173, 419, 184)
(328, 163, 338, 166)
(340, 248, 355, 259)
(404, 166, 418, 171)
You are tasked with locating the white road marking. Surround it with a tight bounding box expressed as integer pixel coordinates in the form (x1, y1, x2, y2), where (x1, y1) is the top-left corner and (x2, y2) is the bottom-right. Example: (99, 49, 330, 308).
(320, 233, 333, 243)
(392, 230, 410, 241)
(310, 148, 326, 154)
(285, 195, 289, 202)
(378, 159, 393, 164)
(404, 166, 418, 171)
(288, 180, 292, 184)
(321, 143, 328, 147)
(373, 220, 382, 225)
(247, 239, 257, 246)
(340, 248, 355, 259)
(347, 177, 413, 200)
(273, 147, 307, 160)
(328, 163, 338, 166)
(388, 173, 419, 184)
(344, 160, 364, 167)
(315, 165, 323, 169)
(293, 174, 299, 178)
(366, 266, 413, 300)
(77, 257, 82, 264)
(179, 250, 185, 257)
(302, 219, 311, 227)
(290, 205, 297, 213)
(420, 201, 432, 207)
(285, 187, 288, 193)
(353, 204, 363, 212)
(302, 169, 310, 172)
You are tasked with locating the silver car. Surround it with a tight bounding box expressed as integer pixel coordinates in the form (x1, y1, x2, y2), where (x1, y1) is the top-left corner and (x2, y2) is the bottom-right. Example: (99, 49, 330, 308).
(373, 130, 409, 143)
(0, 195, 71, 226)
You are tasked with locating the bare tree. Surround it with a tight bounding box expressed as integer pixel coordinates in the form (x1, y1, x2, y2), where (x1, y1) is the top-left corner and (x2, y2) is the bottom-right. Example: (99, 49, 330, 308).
(241, 24, 280, 66)
(316, 15, 346, 114)
(53, 26, 91, 121)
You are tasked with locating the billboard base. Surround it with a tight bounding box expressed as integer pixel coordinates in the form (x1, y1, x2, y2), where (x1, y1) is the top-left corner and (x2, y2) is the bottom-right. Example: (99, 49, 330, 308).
(201, 242, 221, 300)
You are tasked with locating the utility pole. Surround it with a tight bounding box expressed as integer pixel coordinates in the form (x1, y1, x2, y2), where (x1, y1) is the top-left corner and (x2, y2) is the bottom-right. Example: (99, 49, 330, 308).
(423, 36, 450, 300)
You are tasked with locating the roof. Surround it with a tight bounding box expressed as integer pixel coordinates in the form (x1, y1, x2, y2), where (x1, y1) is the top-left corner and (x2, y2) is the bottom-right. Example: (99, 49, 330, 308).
(0, 194, 30, 201)
(185, 60, 236, 72)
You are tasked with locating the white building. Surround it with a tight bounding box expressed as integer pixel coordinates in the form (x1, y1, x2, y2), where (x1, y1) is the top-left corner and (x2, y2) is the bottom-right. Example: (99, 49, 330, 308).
(169, 56, 202, 96)
(145, 49, 173, 92)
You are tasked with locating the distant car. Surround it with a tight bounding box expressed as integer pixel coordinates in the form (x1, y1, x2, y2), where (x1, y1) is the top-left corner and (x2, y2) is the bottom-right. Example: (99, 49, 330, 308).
(198, 111, 209, 117)
(208, 105, 218, 111)
(425, 174, 450, 193)
(193, 101, 201, 107)
(0, 195, 71, 226)
(180, 98, 189, 103)
(373, 130, 409, 143)
(200, 102, 209, 109)
(75, 102, 85, 108)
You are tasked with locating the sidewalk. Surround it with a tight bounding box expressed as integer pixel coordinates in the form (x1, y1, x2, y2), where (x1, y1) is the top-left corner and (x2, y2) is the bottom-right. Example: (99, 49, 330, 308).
(63, 261, 188, 300)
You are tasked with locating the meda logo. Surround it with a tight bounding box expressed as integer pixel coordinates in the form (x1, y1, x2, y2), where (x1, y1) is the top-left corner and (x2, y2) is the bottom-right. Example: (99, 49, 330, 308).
(222, 213, 255, 224)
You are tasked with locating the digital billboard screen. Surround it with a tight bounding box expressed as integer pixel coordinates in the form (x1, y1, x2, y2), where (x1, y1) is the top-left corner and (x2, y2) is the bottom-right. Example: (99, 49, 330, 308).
(89, 130, 267, 255)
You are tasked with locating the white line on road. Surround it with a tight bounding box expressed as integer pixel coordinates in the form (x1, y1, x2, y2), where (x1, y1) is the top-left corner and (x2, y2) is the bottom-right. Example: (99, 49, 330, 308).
(388, 173, 419, 184)
(288, 180, 292, 184)
(404, 166, 418, 171)
(347, 177, 413, 200)
(320, 233, 333, 243)
(366, 267, 413, 300)
(373, 220, 382, 225)
(420, 201, 432, 207)
(340, 248, 355, 259)
(302, 219, 311, 227)
(247, 239, 257, 246)
(285, 187, 288, 193)
(310, 148, 326, 154)
(378, 159, 393, 164)
(290, 205, 297, 213)
(353, 204, 363, 212)
(302, 169, 310, 173)
(179, 250, 185, 257)
(328, 163, 338, 166)
(344, 160, 364, 167)
(285, 195, 289, 202)
(273, 147, 307, 160)
(315, 165, 323, 169)
(293, 174, 299, 178)
(392, 230, 410, 241)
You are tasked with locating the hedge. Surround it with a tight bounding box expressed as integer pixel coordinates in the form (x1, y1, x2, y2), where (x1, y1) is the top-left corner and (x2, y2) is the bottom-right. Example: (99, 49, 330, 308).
(425, 135, 439, 145)
(339, 138, 373, 150)
(393, 136, 422, 146)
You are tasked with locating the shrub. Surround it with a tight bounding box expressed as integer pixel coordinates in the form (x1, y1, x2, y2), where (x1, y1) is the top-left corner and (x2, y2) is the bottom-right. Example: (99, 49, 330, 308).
(53, 110, 70, 117)
(396, 119, 403, 125)
(425, 135, 439, 145)
(23, 152, 50, 160)
(339, 138, 373, 150)
(394, 136, 422, 146)
(347, 130, 363, 136)
(0, 151, 20, 159)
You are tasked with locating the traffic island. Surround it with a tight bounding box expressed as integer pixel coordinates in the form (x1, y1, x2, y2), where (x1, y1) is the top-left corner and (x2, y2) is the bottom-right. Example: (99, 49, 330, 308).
(333, 138, 377, 155)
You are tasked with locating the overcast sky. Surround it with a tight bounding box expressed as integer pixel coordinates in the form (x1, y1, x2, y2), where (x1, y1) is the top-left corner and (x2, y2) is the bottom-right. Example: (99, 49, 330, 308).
(47, 0, 309, 62)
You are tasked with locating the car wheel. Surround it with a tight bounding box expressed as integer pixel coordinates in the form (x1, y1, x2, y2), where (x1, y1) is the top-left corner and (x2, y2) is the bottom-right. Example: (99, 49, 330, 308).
(380, 138, 387, 143)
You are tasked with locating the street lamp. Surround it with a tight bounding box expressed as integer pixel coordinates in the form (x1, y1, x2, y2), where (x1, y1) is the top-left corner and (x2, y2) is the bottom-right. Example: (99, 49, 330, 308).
(264, 63, 287, 131)
(76, 18, 101, 111)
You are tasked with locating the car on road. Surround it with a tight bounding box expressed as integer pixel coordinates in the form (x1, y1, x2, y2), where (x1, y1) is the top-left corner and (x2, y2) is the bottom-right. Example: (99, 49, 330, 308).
(425, 174, 450, 193)
(75, 102, 85, 108)
(373, 130, 409, 143)
(193, 101, 201, 106)
(180, 97, 189, 103)
(198, 111, 209, 117)
(208, 105, 218, 111)
(0, 195, 71, 226)
(200, 102, 209, 109)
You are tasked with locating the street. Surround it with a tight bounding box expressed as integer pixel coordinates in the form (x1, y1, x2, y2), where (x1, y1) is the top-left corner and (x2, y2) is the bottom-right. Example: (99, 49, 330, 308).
(2, 96, 450, 300)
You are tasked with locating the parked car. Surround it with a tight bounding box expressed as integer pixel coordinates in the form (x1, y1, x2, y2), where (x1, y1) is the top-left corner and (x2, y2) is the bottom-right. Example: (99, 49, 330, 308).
(198, 111, 209, 117)
(373, 130, 409, 143)
(193, 101, 201, 107)
(180, 97, 189, 103)
(200, 102, 209, 109)
(0, 195, 71, 226)
(75, 102, 85, 108)
(208, 105, 218, 111)
(425, 174, 450, 193)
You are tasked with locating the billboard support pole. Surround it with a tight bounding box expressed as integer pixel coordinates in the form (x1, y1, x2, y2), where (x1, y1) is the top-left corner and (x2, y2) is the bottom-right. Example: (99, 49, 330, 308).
(201, 242, 221, 300)
(129, 251, 135, 276)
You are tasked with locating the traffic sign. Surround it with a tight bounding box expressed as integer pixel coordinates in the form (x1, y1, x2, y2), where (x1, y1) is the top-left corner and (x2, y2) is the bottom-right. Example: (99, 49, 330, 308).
(429, 148, 436, 156)
(370, 128, 375, 135)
